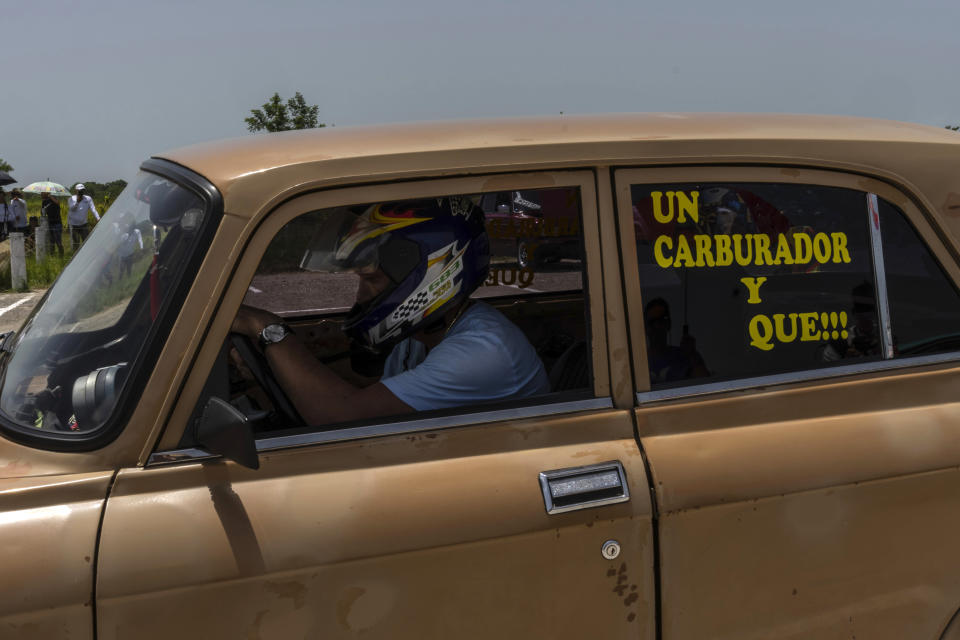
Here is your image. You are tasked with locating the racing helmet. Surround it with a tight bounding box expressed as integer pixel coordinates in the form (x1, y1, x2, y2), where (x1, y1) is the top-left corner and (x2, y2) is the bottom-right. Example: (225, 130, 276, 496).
(301, 196, 490, 348)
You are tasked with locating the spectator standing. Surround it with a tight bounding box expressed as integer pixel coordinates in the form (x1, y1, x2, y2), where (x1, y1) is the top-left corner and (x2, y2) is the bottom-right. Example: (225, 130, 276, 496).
(8, 189, 28, 237)
(0, 190, 8, 240)
(41, 192, 64, 257)
(67, 183, 99, 248)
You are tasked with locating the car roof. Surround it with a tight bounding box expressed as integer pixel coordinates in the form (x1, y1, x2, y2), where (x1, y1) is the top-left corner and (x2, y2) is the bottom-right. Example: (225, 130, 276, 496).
(155, 113, 960, 220)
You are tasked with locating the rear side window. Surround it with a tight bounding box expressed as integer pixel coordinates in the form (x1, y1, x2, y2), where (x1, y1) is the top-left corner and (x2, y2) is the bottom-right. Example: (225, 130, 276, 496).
(631, 183, 877, 389)
(879, 199, 960, 356)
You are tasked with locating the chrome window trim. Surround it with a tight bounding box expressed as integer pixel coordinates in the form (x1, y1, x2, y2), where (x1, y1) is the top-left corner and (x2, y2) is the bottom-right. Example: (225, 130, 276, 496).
(148, 396, 614, 466)
(637, 351, 960, 404)
(867, 193, 895, 359)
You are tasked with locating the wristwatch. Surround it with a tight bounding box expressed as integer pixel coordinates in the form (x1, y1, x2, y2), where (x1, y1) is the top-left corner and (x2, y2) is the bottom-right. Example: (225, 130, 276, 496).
(258, 322, 292, 348)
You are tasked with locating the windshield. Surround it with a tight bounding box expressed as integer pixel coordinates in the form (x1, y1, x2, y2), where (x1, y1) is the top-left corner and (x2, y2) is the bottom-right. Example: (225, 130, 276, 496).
(0, 171, 207, 435)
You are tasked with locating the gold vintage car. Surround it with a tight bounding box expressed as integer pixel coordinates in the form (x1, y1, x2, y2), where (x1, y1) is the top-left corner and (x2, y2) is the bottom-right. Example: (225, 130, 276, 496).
(3, 114, 960, 640)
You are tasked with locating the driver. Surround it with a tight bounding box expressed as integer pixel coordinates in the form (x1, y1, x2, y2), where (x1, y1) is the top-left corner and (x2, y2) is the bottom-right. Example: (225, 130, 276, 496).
(232, 197, 551, 425)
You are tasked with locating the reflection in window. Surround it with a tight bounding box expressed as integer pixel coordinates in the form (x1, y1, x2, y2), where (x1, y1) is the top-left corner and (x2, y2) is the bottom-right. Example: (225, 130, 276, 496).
(0, 173, 207, 434)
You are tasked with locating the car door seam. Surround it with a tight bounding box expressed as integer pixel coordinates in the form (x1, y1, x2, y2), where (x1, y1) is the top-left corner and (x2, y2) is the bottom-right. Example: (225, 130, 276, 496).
(91, 468, 119, 640)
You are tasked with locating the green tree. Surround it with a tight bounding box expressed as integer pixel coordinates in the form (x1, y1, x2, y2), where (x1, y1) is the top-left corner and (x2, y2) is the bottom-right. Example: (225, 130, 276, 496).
(0, 158, 12, 172)
(947, 125, 960, 131)
(245, 92, 325, 132)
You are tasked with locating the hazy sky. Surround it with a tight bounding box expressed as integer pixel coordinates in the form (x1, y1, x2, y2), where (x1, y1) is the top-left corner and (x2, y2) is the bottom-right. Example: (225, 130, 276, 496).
(3, 0, 959, 187)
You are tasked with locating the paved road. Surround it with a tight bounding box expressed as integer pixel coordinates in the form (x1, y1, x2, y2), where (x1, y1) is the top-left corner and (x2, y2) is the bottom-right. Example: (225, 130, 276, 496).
(0, 290, 43, 334)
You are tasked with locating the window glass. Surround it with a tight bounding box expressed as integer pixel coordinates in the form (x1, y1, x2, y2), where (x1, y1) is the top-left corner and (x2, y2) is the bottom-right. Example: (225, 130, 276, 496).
(879, 199, 960, 356)
(249, 188, 585, 314)
(631, 183, 877, 389)
(200, 187, 590, 440)
(0, 172, 209, 434)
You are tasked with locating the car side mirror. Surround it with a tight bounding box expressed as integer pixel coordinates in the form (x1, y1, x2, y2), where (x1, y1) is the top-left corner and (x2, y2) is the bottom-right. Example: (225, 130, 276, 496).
(195, 397, 260, 470)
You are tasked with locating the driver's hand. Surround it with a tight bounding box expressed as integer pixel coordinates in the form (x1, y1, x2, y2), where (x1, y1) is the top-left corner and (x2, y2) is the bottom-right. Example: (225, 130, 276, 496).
(232, 304, 282, 340)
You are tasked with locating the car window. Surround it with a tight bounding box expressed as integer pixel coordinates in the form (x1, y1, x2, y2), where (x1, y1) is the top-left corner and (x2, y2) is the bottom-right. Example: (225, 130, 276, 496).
(630, 182, 878, 389)
(249, 188, 584, 313)
(188, 187, 591, 442)
(0, 172, 212, 438)
(878, 198, 960, 356)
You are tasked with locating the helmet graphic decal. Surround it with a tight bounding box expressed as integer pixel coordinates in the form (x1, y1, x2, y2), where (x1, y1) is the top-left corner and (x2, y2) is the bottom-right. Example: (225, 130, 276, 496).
(384, 240, 466, 334)
(335, 204, 432, 262)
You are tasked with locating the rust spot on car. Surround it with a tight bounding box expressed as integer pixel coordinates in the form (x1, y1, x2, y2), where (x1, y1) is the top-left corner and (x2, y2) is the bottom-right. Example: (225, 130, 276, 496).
(425, 433, 437, 439)
(607, 568, 616, 577)
(627, 612, 637, 622)
(585, 521, 593, 527)
(611, 562, 630, 595)
(265, 580, 308, 609)
(84, 556, 91, 563)
(792, 588, 798, 596)
(623, 592, 639, 607)
(336, 585, 395, 633)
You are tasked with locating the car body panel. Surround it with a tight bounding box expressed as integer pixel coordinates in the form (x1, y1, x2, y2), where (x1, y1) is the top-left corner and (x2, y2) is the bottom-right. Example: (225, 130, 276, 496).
(98, 413, 654, 639)
(0, 470, 112, 639)
(614, 165, 960, 638)
(155, 115, 960, 245)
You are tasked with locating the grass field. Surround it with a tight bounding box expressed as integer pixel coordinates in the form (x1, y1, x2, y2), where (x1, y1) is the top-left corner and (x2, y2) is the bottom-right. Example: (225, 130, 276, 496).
(0, 194, 110, 292)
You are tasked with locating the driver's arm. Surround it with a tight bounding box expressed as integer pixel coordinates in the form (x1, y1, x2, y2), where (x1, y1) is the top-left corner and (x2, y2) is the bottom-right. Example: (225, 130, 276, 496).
(232, 305, 413, 425)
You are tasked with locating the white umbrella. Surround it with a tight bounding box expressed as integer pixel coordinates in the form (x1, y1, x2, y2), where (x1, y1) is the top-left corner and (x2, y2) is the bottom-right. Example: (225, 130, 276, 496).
(21, 181, 71, 197)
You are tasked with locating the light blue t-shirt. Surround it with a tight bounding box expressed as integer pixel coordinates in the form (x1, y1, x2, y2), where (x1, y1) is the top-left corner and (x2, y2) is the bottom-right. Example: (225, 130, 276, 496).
(381, 301, 551, 411)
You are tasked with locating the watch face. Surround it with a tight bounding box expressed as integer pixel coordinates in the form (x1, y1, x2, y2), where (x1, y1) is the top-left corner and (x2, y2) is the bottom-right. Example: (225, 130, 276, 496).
(263, 323, 288, 344)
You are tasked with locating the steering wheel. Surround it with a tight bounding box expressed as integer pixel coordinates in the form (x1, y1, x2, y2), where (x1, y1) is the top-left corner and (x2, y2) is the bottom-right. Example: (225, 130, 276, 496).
(229, 332, 303, 427)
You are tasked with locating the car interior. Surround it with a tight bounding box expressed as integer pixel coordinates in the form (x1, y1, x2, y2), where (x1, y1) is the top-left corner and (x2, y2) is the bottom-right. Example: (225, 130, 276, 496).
(177, 188, 592, 448)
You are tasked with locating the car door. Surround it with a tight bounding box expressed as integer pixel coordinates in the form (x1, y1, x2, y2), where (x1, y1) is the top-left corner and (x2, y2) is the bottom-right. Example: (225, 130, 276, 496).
(615, 166, 960, 639)
(0, 470, 113, 640)
(95, 171, 656, 639)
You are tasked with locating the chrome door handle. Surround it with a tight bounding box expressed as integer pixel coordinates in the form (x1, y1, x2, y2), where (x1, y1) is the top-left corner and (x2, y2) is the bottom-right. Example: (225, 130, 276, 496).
(539, 461, 630, 514)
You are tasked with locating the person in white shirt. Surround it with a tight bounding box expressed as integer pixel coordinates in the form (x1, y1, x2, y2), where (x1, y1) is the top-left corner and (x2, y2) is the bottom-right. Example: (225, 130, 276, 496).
(67, 183, 100, 248)
(8, 189, 28, 236)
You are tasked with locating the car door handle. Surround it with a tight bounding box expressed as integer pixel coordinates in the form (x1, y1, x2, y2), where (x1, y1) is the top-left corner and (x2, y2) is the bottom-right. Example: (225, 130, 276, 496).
(539, 461, 630, 514)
